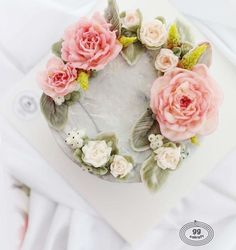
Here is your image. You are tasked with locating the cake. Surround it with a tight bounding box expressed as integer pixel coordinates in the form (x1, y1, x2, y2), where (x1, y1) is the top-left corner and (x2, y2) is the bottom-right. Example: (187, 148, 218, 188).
(37, 0, 223, 192)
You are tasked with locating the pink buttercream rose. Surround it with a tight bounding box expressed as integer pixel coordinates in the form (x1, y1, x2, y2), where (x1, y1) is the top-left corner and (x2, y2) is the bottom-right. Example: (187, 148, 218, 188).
(150, 64, 223, 141)
(37, 57, 78, 99)
(61, 12, 122, 71)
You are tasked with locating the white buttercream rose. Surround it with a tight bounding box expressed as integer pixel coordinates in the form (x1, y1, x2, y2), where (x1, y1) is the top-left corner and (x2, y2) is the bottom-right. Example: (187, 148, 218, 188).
(154, 146, 181, 170)
(110, 155, 133, 178)
(139, 19, 167, 48)
(155, 49, 179, 72)
(122, 10, 141, 30)
(82, 140, 112, 168)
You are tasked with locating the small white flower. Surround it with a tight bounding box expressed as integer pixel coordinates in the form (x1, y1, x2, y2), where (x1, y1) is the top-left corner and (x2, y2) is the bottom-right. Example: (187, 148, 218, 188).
(148, 134, 164, 150)
(139, 19, 167, 48)
(54, 96, 65, 105)
(65, 129, 85, 149)
(150, 141, 160, 150)
(154, 146, 181, 170)
(148, 134, 156, 142)
(110, 155, 133, 178)
(82, 140, 112, 168)
(155, 49, 179, 72)
(122, 10, 141, 30)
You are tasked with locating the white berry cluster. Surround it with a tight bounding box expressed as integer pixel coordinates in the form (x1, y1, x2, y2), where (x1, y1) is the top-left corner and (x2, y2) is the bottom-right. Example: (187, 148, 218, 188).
(65, 129, 86, 149)
(148, 134, 164, 150)
(54, 96, 65, 105)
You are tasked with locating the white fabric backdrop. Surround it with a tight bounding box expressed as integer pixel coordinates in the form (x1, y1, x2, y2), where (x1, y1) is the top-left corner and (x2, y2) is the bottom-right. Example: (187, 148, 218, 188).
(0, 0, 236, 249)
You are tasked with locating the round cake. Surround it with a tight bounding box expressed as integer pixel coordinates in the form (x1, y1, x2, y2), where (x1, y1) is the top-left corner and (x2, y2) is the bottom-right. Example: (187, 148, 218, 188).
(37, 0, 223, 192)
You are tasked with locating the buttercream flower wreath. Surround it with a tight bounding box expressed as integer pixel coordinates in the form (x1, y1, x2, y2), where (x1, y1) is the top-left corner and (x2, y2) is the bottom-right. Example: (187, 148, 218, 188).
(38, 0, 223, 192)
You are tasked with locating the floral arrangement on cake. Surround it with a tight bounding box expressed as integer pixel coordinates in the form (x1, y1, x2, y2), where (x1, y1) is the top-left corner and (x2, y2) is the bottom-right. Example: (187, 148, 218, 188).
(37, 0, 223, 192)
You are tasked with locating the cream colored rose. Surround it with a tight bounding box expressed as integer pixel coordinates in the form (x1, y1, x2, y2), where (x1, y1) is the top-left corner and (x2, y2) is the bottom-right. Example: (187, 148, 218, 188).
(122, 10, 141, 30)
(110, 155, 133, 178)
(155, 49, 179, 72)
(139, 20, 167, 48)
(82, 140, 112, 168)
(154, 146, 181, 170)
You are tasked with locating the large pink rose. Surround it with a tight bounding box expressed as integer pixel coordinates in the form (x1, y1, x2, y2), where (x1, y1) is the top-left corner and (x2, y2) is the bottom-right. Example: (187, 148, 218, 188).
(38, 57, 78, 99)
(61, 12, 122, 71)
(150, 64, 223, 141)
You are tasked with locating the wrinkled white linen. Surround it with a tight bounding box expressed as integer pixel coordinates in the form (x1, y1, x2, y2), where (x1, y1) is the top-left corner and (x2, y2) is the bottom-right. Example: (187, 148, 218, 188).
(1, 0, 236, 249)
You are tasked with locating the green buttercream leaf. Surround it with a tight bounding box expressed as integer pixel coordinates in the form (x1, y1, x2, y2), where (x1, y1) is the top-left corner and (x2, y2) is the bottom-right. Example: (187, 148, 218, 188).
(123, 155, 134, 164)
(88, 166, 108, 175)
(121, 42, 144, 65)
(172, 47, 182, 57)
(167, 23, 181, 48)
(40, 94, 68, 131)
(155, 16, 166, 25)
(121, 27, 137, 38)
(65, 91, 81, 106)
(140, 154, 169, 192)
(95, 132, 119, 155)
(74, 148, 83, 159)
(130, 109, 160, 152)
(179, 43, 210, 69)
(119, 11, 126, 18)
(176, 19, 194, 44)
(104, 0, 121, 37)
(51, 39, 63, 58)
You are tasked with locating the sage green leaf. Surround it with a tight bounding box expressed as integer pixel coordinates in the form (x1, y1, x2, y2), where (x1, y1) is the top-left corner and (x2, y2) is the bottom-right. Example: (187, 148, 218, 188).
(119, 11, 126, 18)
(87, 166, 108, 175)
(176, 19, 194, 44)
(74, 149, 108, 176)
(121, 42, 144, 65)
(74, 148, 83, 160)
(155, 16, 166, 25)
(95, 132, 119, 154)
(172, 47, 182, 57)
(40, 94, 68, 131)
(90, 70, 98, 78)
(130, 109, 160, 152)
(123, 155, 134, 164)
(104, 0, 121, 37)
(65, 91, 81, 106)
(140, 154, 169, 192)
(121, 27, 137, 38)
(51, 39, 63, 58)
(121, 27, 137, 37)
